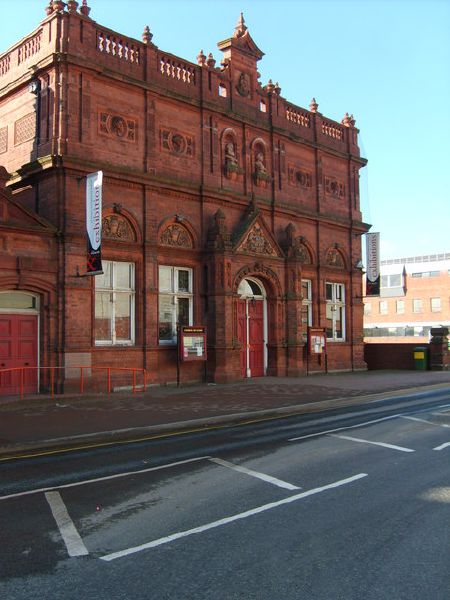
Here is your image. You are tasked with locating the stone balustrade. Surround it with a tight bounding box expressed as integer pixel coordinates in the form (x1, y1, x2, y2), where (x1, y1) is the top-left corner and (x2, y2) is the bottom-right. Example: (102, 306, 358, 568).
(97, 30, 140, 65)
(159, 54, 196, 85)
(321, 120, 344, 141)
(0, 54, 10, 77)
(17, 31, 43, 65)
(285, 103, 310, 128)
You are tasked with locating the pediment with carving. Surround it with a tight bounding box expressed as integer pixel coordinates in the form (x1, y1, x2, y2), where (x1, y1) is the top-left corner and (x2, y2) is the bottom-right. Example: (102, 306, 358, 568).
(235, 221, 280, 257)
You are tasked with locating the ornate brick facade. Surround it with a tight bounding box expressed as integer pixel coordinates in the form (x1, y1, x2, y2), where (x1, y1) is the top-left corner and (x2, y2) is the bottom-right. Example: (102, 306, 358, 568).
(0, 3, 368, 391)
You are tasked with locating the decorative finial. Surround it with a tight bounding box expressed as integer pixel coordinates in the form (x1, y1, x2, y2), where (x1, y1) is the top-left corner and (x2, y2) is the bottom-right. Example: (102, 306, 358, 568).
(45, 1, 54, 15)
(349, 113, 356, 126)
(52, 0, 66, 11)
(274, 82, 281, 96)
(79, 0, 91, 16)
(197, 49, 206, 66)
(142, 26, 153, 45)
(234, 12, 247, 37)
(265, 79, 275, 93)
(309, 97, 318, 113)
(206, 53, 216, 68)
(67, 0, 79, 13)
(342, 112, 351, 126)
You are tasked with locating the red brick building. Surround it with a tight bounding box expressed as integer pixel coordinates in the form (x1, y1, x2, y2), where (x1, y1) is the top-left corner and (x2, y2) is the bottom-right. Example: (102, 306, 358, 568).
(0, 2, 368, 394)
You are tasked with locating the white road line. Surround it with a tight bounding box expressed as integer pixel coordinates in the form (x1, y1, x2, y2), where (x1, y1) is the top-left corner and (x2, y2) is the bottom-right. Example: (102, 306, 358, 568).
(288, 414, 403, 442)
(433, 442, 450, 451)
(45, 491, 88, 557)
(209, 457, 300, 491)
(401, 416, 450, 428)
(0, 456, 210, 502)
(100, 473, 367, 561)
(330, 434, 415, 453)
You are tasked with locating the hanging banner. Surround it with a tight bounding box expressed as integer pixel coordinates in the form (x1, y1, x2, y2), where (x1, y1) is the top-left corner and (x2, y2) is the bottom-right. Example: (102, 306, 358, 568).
(86, 171, 103, 275)
(365, 231, 380, 296)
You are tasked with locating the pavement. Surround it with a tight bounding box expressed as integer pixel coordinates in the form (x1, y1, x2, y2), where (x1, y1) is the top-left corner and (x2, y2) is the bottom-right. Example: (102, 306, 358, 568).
(1, 369, 450, 460)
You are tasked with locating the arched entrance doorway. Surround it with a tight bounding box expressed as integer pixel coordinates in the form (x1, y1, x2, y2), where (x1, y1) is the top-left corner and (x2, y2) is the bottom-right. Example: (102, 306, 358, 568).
(0, 291, 39, 396)
(237, 277, 267, 378)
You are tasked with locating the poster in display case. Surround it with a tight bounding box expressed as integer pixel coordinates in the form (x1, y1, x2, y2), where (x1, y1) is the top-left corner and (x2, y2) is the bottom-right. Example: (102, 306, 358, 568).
(308, 327, 327, 355)
(179, 326, 207, 361)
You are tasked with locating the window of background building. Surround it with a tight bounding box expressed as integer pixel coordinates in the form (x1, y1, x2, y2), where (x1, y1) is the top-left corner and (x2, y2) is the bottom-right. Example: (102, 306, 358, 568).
(159, 266, 193, 343)
(364, 302, 371, 316)
(325, 282, 345, 341)
(411, 271, 440, 278)
(412, 298, 423, 313)
(379, 300, 388, 315)
(430, 297, 441, 312)
(301, 280, 312, 339)
(396, 300, 405, 314)
(95, 260, 135, 345)
(381, 273, 402, 288)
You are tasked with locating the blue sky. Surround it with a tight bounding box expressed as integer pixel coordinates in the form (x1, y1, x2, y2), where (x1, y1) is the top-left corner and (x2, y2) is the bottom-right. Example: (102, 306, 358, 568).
(1, 0, 449, 261)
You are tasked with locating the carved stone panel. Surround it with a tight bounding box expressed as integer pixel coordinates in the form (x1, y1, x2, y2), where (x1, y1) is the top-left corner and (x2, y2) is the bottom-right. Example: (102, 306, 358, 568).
(294, 241, 312, 264)
(324, 176, 345, 199)
(102, 214, 135, 241)
(161, 129, 194, 157)
(14, 114, 35, 145)
(99, 112, 137, 142)
(288, 165, 312, 188)
(159, 223, 193, 248)
(326, 248, 344, 267)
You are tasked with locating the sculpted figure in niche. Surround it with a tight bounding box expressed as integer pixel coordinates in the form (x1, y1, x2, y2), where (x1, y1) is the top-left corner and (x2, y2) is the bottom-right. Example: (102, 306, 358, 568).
(225, 142, 238, 167)
(255, 151, 267, 175)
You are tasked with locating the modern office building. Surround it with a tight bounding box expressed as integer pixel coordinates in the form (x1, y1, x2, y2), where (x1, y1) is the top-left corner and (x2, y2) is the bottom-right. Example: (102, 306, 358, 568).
(364, 253, 450, 343)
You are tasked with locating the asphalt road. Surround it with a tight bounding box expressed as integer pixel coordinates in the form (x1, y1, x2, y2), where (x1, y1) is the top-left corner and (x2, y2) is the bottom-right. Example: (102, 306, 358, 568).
(1, 392, 449, 599)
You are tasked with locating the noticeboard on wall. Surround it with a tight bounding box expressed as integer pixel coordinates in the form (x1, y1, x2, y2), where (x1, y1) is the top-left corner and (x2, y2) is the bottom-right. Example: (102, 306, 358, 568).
(179, 326, 207, 362)
(308, 327, 327, 355)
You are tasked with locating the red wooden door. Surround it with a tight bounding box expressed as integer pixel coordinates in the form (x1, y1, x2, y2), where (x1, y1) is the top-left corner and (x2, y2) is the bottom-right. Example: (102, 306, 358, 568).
(0, 315, 38, 396)
(248, 300, 264, 377)
(237, 299, 247, 378)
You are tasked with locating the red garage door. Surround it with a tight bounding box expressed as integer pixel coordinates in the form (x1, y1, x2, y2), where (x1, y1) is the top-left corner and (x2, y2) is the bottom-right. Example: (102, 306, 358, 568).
(0, 314, 38, 396)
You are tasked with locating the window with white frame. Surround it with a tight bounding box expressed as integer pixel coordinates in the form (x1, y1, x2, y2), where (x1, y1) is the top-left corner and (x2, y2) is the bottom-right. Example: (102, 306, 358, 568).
(301, 279, 312, 337)
(95, 261, 135, 345)
(325, 282, 345, 341)
(159, 266, 193, 343)
(430, 297, 441, 313)
(396, 300, 405, 314)
(379, 300, 388, 315)
(412, 298, 423, 313)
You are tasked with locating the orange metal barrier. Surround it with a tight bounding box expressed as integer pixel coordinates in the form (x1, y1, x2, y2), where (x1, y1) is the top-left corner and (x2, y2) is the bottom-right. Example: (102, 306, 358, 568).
(0, 365, 147, 400)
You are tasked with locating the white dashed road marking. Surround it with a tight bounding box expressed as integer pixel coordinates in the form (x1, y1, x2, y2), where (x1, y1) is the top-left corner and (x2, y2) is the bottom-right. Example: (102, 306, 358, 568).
(330, 434, 415, 453)
(45, 491, 88, 557)
(99, 473, 368, 561)
(433, 442, 450, 451)
(401, 416, 450, 428)
(209, 457, 300, 490)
